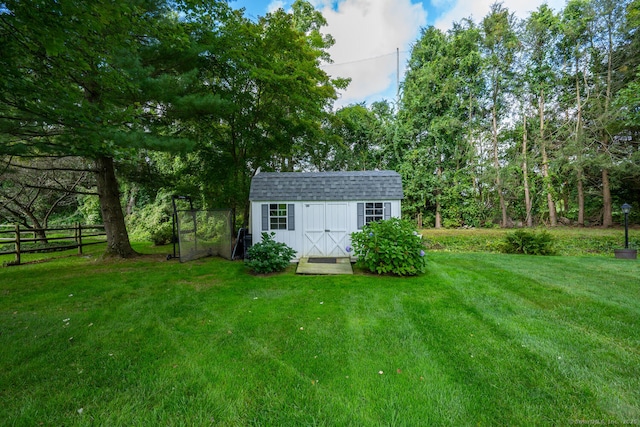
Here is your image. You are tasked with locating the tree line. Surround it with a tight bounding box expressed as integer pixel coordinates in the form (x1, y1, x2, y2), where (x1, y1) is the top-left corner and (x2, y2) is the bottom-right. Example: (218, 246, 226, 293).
(1, 0, 639, 259)
(393, 0, 640, 230)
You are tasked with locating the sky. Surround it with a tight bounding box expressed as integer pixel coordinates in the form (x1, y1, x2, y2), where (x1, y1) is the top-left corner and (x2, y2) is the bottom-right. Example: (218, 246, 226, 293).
(230, 0, 567, 108)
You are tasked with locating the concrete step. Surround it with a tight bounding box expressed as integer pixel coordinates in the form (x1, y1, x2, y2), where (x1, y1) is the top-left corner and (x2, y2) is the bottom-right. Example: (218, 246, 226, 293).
(296, 257, 353, 275)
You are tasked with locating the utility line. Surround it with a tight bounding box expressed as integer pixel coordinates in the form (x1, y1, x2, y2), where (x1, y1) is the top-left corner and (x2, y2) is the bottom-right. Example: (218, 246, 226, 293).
(320, 50, 409, 68)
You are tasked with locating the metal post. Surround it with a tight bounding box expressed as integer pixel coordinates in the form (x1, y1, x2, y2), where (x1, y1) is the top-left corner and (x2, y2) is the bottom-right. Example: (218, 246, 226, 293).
(396, 47, 400, 101)
(624, 211, 629, 249)
(171, 197, 179, 260)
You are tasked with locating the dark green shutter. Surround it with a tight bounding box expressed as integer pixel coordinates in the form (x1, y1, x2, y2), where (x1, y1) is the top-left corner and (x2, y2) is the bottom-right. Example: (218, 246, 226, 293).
(288, 204, 295, 230)
(261, 204, 268, 231)
(357, 203, 364, 229)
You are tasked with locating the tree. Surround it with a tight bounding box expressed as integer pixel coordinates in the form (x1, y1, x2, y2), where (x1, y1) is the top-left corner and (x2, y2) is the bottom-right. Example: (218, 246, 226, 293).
(558, 0, 596, 226)
(0, 0, 226, 256)
(179, 2, 346, 230)
(481, 3, 520, 227)
(522, 4, 561, 226)
(588, 0, 630, 227)
(319, 103, 388, 171)
(400, 26, 452, 228)
(0, 156, 93, 240)
(399, 22, 483, 228)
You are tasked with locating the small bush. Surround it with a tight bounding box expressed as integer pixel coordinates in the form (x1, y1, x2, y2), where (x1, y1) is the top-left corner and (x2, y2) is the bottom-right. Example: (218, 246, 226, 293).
(245, 232, 296, 274)
(350, 218, 426, 276)
(150, 222, 173, 246)
(501, 229, 556, 255)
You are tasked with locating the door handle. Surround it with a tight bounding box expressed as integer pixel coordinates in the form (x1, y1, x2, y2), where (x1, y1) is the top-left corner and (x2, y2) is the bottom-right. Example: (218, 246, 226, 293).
(325, 229, 330, 232)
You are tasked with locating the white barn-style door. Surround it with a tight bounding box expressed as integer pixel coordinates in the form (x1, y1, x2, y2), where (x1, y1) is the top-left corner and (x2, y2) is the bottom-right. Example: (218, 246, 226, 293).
(303, 203, 325, 257)
(303, 202, 349, 257)
(325, 203, 348, 257)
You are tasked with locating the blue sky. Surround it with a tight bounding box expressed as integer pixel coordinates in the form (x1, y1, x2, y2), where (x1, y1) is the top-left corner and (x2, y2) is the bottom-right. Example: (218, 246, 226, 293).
(232, 0, 452, 23)
(228, 0, 566, 108)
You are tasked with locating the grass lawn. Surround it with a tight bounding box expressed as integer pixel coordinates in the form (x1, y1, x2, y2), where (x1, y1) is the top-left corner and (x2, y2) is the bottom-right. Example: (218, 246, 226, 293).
(421, 226, 640, 255)
(1, 243, 639, 425)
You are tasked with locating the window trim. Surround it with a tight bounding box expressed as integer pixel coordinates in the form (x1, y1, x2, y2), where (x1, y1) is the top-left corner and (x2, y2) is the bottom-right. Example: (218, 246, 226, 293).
(357, 202, 392, 229)
(269, 203, 288, 230)
(261, 203, 295, 231)
(365, 202, 384, 225)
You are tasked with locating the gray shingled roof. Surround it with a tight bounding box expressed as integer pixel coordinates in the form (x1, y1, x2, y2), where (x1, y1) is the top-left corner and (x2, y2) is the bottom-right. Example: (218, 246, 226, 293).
(249, 170, 403, 201)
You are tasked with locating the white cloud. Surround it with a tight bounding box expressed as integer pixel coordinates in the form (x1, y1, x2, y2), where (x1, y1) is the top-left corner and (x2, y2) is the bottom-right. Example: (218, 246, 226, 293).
(241, 0, 572, 107)
(434, 0, 568, 31)
(267, 0, 286, 13)
(316, 0, 427, 107)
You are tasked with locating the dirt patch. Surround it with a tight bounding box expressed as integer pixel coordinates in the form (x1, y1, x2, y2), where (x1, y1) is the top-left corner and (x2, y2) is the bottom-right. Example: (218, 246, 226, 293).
(94, 253, 168, 264)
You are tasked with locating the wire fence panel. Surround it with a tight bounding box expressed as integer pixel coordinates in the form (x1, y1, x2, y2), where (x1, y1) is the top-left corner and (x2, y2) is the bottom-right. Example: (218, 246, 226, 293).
(176, 209, 232, 262)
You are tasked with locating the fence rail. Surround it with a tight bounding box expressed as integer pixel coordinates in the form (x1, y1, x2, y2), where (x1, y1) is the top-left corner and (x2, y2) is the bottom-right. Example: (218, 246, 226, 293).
(0, 224, 106, 266)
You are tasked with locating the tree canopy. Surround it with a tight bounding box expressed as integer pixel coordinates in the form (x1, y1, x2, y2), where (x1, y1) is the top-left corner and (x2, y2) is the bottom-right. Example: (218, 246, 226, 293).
(1, 0, 639, 249)
(0, 0, 346, 254)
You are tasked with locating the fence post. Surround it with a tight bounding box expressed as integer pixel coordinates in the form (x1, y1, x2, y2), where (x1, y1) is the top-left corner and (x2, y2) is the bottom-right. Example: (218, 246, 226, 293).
(14, 224, 21, 265)
(77, 222, 83, 255)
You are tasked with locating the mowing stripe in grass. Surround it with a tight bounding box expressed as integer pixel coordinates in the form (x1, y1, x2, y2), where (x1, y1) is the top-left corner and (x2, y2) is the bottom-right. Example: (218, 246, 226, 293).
(1, 249, 639, 425)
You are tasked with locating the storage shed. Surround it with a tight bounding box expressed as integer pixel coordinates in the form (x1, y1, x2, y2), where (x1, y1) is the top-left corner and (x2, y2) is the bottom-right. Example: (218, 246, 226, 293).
(249, 170, 403, 260)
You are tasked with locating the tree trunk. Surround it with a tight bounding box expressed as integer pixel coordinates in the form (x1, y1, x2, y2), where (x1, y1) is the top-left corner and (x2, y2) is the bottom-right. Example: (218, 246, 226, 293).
(435, 165, 442, 229)
(575, 65, 585, 228)
(34, 228, 48, 244)
(492, 101, 507, 228)
(94, 156, 137, 258)
(126, 185, 137, 216)
(539, 91, 557, 226)
(522, 114, 533, 227)
(602, 168, 612, 227)
(600, 13, 614, 229)
(21, 210, 48, 244)
(577, 169, 585, 227)
(435, 201, 442, 229)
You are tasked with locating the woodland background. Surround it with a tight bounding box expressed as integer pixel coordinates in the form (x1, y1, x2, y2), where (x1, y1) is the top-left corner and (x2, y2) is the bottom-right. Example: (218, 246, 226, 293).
(1, 0, 639, 257)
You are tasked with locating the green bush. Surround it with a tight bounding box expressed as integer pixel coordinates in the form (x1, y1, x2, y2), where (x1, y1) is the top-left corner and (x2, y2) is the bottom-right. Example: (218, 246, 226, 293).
(77, 195, 102, 224)
(126, 192, 173, 245)
(500, 229, 556, 255)
(350, 218, 426, 276)
(245, 232, 296, 274)
(150, 222, 173, 246)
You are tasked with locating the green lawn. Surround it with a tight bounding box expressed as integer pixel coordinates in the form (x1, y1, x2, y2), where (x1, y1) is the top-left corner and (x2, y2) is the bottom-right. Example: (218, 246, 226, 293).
(1, 245, 639, 425)
(421, 226, 640, 255)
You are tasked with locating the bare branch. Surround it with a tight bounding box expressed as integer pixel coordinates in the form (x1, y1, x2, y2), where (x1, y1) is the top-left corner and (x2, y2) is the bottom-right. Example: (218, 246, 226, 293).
(20, 183, 98, 196)
(0, 156, 96, 173)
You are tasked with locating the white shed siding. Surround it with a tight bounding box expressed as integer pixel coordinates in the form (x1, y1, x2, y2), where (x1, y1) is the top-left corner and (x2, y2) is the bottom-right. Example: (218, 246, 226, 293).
(251, 201, 305, 257)
(250, 199, 401, 260)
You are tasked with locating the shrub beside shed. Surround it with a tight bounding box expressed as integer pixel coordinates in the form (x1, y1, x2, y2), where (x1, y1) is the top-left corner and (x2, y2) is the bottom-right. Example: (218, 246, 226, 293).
(248, 170, 403, 260)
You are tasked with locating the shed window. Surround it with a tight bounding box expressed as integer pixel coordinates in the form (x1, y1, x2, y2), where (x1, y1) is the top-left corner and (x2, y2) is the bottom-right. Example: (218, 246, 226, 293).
(365, 202, 384, 224)
(358, 202, 392, 229)
(269, 203, 288, 230)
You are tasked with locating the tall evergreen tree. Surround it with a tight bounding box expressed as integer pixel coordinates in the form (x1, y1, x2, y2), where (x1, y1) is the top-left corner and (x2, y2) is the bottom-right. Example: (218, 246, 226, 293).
(0, 0, 227, 256)
(399, 22, 483, 227)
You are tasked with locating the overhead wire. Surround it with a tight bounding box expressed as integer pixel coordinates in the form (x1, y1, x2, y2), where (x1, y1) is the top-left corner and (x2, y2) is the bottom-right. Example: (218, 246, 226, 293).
(320, 50, 410, 68)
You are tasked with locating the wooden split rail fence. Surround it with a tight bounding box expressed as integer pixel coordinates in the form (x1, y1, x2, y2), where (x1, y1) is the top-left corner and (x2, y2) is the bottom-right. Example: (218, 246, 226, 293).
(0, 224, 106, 266)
